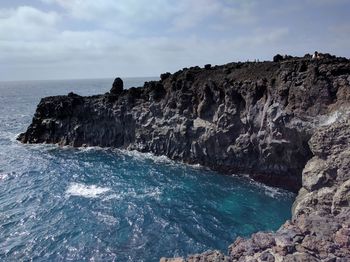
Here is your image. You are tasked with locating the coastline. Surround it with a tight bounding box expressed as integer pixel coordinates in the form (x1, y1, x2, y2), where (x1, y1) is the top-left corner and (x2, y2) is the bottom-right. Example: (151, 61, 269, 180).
(18, 55, 350, 261)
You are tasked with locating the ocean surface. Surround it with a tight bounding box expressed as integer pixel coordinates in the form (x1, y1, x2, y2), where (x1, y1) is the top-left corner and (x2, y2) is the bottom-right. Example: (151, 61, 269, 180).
(0, 78, 295, 261)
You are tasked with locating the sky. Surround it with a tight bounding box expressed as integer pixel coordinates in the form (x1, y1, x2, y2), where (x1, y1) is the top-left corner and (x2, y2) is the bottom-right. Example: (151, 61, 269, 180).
(0, 0, 349, 81)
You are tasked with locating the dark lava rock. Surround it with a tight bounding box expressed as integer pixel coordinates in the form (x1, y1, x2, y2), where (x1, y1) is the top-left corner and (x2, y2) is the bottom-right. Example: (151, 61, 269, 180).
(111, 77, 124, 94)
(161, 72, 171, 81)
(273, 54, 284, 62)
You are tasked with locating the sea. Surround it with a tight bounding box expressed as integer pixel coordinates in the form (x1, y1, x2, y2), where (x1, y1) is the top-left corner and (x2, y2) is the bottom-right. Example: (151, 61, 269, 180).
(0, 78, 295, 261)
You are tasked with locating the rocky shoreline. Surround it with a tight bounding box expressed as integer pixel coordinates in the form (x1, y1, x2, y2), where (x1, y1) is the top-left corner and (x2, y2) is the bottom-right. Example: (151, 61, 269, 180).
(161, 120, 350, 261)
(18, 54, 350, 261)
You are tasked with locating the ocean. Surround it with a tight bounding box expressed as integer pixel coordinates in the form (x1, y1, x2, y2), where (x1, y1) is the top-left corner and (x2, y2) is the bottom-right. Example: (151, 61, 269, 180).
(0, 78, 295, 261)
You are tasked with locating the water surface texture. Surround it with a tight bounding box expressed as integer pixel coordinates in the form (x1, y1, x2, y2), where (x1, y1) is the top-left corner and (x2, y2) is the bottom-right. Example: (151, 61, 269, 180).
(0, 78, 295, 261)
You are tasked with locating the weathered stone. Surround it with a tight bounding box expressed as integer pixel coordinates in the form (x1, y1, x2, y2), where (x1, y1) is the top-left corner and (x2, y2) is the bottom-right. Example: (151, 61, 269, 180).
(259, 251, 275, 262)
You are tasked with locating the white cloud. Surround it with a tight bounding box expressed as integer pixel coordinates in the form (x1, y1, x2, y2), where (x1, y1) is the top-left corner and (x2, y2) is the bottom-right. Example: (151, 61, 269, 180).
(0, 6, 59, 41)
(41, 0, 175, 33)
(171, 0, 222, 30)
(41, 0, 257, 33)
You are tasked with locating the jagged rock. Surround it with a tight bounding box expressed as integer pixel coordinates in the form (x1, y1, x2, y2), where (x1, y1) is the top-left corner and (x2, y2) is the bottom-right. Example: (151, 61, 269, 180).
(273, 54, 284, 62)
(161, 72, 171, 81)
(259, 251, 275, 262)
(17, 55, 350, 261)
(111, 77, 124, 94)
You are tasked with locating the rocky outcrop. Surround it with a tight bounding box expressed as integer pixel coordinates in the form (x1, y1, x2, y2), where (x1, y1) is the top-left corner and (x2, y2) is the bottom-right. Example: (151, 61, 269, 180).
(18, 54, 350, 260)
(18, 56, 350, 192)
(111, 77, 124, 95)
(161, 120, 350, 261)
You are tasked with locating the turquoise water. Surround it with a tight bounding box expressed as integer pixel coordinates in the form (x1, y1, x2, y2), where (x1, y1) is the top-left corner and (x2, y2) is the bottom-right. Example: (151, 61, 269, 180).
(0, 78, 295, 261)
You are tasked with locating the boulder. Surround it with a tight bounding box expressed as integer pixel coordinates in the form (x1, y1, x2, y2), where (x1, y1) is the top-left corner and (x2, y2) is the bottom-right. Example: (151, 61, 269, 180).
(111, 77, 124, 94)
(273, 54, 284, 62)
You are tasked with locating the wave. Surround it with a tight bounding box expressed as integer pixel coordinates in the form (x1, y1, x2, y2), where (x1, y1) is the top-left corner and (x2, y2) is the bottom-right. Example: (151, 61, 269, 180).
(118, 149, 173, 164)
(75, 146, 106, 152)
(102, 187, 162, 202)
(231, 174, 295, 199)
(117, 149, 208, 171)
(250, 180, 295, 198)
(65, 182, 111, 198)
(0, 171, 19, 182)
(92, 211, 118, 226)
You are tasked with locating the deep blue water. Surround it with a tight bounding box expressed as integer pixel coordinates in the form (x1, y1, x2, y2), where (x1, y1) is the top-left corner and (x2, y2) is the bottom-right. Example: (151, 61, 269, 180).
(0, 78, 295, 261)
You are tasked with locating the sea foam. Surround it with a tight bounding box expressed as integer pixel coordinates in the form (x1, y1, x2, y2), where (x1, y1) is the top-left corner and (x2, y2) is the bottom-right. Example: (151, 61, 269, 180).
(66, 183, 110, 198)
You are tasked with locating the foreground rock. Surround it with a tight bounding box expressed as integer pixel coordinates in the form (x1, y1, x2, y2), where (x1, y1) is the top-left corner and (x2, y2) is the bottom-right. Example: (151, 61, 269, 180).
(18, 54, 350, 260)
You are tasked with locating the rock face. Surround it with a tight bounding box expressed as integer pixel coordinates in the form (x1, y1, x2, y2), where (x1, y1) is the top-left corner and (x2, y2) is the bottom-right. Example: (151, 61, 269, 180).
(18, 55, 350, 260)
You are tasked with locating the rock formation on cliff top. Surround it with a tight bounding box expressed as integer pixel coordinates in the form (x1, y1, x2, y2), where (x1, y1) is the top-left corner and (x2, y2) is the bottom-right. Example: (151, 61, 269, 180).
(18, 54, 350, 261)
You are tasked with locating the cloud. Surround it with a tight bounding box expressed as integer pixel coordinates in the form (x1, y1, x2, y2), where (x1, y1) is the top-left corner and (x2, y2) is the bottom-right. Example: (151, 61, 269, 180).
(40, 0, 175, 34)
(0, 6, 59, 41)
(171, 0, 222, 30)
(40, 0, 257, 33)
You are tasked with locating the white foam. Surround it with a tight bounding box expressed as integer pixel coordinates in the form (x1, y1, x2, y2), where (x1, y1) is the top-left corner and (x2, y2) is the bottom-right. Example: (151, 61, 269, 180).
(0, 172, 18, 181)
(118, 149, 208, 172)
(118, 149, 173, 164)
(0, 173, 9, 181)
(92, 211, 118, 226)
(77, 146, 105, 152)
(102, 187, 162, 202)
(261, 184, 284, 198)
(66, 183, 110, 198)
(246, 178, 294, 199)
(9, 133, 20, 142)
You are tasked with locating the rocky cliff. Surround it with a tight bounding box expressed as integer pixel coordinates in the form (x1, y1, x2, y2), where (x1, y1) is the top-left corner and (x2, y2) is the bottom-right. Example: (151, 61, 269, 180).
(18, 54, 350, 260)
(18, 55, 350, 192)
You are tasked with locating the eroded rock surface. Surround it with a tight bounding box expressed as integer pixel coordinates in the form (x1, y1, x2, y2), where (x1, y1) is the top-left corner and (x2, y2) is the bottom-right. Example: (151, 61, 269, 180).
(18, 55, 350, 261)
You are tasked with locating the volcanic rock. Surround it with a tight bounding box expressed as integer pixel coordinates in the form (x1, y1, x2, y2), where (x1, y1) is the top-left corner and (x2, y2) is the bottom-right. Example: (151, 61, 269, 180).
(111, 77, 124, 94)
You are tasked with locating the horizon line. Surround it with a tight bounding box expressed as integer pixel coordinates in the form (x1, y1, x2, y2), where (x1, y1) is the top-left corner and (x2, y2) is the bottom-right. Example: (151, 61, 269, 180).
(0, 75, 160, 83)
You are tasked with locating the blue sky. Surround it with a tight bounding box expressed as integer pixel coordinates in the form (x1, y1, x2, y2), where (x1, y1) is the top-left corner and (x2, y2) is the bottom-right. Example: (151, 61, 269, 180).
(1, 0, 349, 81)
